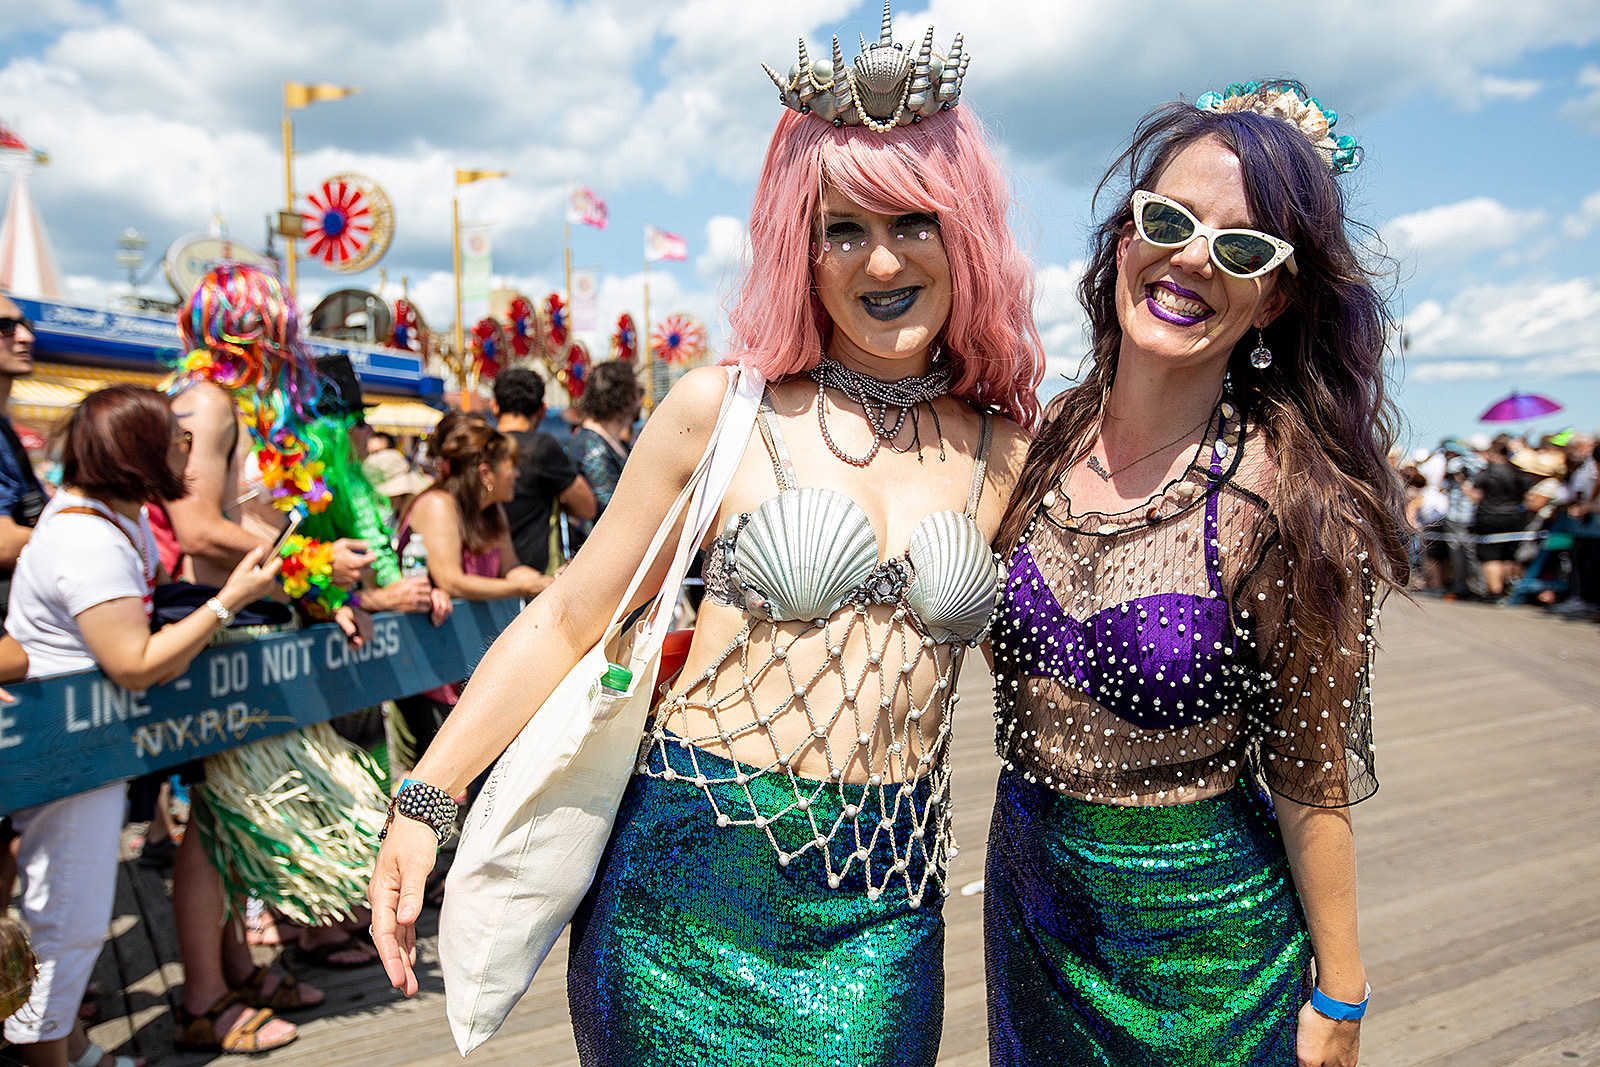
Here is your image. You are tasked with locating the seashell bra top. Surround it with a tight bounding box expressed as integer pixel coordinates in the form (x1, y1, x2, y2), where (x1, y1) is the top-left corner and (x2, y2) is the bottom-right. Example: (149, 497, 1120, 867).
(640, 392, 1001, 906)
(991, 398, 1382, 812)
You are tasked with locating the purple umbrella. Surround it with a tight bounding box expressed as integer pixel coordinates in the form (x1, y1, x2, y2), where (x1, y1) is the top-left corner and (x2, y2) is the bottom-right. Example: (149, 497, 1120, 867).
(1479, 391, 1562, 422)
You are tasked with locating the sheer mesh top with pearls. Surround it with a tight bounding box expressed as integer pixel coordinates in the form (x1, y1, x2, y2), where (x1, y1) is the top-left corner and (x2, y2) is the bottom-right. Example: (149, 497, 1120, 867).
(641, 394, 1000, 907)
(992, 399, 1380, 809)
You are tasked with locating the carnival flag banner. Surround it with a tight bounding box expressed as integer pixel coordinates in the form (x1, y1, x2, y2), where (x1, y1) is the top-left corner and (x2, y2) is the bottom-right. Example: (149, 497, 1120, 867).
(567, 185, 608, 229)
(285, 82, 359, 109)
(462, 225, 493, 315)
(572, 270, 599, 332)
(645, 224, 688, 262)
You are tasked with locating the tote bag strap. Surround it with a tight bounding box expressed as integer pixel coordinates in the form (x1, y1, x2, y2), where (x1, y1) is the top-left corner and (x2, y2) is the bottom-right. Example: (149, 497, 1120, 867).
(603, 364, 764, 647)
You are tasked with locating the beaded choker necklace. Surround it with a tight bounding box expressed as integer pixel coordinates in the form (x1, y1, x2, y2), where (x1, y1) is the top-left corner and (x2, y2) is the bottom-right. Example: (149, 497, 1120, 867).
(808, 355, 952, 467)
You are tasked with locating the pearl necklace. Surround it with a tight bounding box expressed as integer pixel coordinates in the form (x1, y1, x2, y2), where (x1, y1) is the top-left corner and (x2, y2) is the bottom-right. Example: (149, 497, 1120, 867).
(808, 356, 952, 468)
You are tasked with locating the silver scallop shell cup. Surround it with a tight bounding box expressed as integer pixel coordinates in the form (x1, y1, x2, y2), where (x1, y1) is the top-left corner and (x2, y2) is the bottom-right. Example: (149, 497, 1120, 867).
(762, 1, 968, 131)
(734, 487, 880, 623)
(729, 486, 1000, 644)
(904, 509, 1001, 645)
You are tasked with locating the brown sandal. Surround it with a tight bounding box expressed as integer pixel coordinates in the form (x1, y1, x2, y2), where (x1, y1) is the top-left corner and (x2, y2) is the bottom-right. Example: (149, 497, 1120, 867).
(176, 991, 297, 1054)
(232, 963, 323, 1012)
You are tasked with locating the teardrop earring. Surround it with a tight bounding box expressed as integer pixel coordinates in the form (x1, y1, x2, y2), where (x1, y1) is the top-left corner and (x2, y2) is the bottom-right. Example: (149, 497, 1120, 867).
(1248, 329, 1273, 370)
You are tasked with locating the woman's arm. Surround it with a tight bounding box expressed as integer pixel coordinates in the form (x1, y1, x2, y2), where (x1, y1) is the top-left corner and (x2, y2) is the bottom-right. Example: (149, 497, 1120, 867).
(75, 547, 282, 690)
(0, 634, 27, 683)
(370, 365, 732, 995)
(408, 492, 541, 600)
(1245, 527, 1377, 1067)
(1275, 796, 1364, 1067)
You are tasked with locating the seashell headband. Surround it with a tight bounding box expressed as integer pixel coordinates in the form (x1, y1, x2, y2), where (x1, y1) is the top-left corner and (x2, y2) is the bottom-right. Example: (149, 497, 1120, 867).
(1196, 80, 1364, 175)
(762, 0, 968, 132)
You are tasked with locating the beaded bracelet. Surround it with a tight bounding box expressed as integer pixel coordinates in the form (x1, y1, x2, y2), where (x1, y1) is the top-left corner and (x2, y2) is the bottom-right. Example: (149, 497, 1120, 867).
(1310, 983, 1370, 1021)
(380, 778, 459, 846)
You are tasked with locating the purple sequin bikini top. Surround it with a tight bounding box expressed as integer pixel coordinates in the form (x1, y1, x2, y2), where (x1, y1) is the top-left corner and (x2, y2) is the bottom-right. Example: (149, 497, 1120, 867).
(995, 411, 1254, 731)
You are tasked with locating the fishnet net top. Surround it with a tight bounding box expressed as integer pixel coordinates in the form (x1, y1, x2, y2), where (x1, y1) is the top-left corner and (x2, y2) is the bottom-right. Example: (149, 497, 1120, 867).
(639, 403, 998, 908)
(992, 403, 1379, 809)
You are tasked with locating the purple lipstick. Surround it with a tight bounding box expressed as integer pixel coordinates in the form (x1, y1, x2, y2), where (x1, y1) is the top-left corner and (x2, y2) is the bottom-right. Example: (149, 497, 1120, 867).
(1144, 281, 1213, 327)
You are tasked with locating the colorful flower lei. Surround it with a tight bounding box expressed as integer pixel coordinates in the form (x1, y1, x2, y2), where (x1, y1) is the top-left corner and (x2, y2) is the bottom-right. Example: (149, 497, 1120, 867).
(256, 430, 332, 514)
(277, 533, 348, 613)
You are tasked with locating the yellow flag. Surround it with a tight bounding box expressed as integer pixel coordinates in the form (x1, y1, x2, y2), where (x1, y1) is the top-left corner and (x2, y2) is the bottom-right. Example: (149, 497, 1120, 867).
(284, 82, 360, 109)
(456, 169, 510, 185)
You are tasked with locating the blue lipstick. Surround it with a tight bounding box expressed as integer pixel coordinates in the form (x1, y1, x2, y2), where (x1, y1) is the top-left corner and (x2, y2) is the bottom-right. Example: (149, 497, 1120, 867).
(860, 287, 920, 321)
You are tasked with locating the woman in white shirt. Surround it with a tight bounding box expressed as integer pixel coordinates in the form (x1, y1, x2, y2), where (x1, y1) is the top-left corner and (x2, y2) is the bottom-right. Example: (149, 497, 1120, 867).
(4, 385, 280, 1067)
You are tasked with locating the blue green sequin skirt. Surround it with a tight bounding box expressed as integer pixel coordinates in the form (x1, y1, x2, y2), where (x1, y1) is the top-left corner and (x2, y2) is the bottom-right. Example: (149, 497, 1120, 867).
(567, 738, 945, 1066)
(985, 770, 1310, 1066)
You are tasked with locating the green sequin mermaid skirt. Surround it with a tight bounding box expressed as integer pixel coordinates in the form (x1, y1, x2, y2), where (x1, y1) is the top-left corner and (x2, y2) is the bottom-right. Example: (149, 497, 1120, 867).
(567, 739, 944, 1066)
(985, 770, 1310, 1066)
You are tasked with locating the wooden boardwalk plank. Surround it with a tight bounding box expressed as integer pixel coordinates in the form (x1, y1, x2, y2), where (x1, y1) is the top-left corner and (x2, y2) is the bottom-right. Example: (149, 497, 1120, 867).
(31, 596, 1599, 1066)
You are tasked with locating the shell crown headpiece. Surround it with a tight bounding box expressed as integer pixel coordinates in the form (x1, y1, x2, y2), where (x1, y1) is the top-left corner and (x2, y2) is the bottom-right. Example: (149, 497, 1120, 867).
(1196, 79, 1363, 175)
(762, 0, 968, 132)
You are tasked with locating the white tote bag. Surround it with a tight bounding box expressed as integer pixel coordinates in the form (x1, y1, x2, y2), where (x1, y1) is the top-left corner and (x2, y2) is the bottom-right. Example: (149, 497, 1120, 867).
(439, 364, 763, 1054)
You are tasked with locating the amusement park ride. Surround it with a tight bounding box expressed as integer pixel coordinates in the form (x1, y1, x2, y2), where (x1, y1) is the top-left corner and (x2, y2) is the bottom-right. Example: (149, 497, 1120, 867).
(264, 82, 703, 409)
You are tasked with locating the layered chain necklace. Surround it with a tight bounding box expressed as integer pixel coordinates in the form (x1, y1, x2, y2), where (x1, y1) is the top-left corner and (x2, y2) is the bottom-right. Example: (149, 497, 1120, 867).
(808, 355, 952, 467)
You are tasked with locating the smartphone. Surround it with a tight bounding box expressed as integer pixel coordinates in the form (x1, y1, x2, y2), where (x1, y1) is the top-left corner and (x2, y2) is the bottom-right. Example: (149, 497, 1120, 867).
(266, 510, 305, 561)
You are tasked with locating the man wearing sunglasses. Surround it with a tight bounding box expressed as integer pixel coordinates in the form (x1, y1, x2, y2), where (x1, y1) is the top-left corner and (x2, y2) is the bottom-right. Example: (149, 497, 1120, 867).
(0, 292, 44, 624)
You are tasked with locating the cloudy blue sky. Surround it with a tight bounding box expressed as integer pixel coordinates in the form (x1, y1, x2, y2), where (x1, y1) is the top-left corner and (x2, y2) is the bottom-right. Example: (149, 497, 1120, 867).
(2, 0, 1597, 445)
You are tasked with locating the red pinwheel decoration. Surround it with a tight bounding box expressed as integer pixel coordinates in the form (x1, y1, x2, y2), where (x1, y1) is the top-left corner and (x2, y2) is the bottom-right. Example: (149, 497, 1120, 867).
(301, 173, 394, 273)
(651, 313, 706, 364)
(507, 295, 538, 358)
(611, 313, 637, 361)
(560, 341, 591, 398)
(543, 293, 568, 350)
(389, 297, 427, 353)
(471, 318, 508, 380)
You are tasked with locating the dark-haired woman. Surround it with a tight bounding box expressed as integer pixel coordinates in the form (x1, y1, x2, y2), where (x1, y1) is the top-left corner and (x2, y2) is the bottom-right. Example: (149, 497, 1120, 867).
(985, 82, 1408, 1067)
(394, 412, 549, 758)
(4, 385, 283, 1065)
(563, 359, 644, 552)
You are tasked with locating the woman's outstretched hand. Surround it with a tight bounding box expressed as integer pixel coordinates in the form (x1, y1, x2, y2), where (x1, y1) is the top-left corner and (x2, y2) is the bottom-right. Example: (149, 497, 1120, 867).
(368, 816, 440, 997)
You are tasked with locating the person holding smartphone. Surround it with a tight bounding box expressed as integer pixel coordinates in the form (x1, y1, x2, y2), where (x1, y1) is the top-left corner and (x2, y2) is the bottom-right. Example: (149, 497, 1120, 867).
(4, 385, 285, 1066)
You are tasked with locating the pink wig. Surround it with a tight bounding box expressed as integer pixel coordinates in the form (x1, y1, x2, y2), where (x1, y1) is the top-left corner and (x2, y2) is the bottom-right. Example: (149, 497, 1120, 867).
(726, 107, 1044, 427)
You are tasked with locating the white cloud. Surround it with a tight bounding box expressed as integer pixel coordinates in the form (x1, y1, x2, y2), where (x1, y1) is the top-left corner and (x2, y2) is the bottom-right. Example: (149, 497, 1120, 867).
(0, 0, 100, 31)
(1383, 197, 1547, 274)
(1402, 275, 1600, 372)
(1465, 75, 1543, 107)
(1406, 360, 1504, 383)
(926, 0, 1600, 180)
(1563, 191, 1600, 239)
(1560, 63, 1600, 133)
(695, 215, 749, 288)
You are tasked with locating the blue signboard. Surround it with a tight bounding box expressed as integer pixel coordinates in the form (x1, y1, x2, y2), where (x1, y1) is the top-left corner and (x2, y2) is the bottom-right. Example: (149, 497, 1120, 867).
(0, 598, 521, 814)
(13, 297, 442, 396)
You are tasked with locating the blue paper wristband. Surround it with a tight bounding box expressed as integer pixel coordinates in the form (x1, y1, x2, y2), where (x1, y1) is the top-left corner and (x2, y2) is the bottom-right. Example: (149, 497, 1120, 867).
(1310, 983, 1370, 1021)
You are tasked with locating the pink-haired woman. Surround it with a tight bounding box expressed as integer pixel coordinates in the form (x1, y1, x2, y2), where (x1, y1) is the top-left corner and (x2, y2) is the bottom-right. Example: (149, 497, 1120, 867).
(369, 10, 1044, 1063)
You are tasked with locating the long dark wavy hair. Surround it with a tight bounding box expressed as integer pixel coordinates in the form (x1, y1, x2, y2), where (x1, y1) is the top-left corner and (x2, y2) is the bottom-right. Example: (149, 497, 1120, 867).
(999, 90, 1409, 655)
(423, 411, 516, 555)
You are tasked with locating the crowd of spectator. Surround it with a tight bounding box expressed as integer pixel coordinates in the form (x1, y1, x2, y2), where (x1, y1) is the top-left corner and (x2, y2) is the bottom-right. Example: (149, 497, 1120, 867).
(1396, 429, 1600, 617)
(0, 279, 646, 1063)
